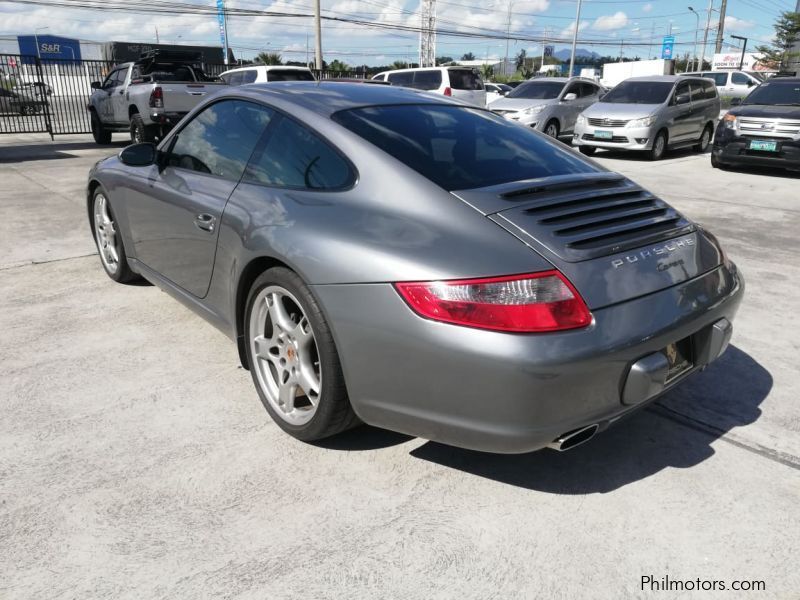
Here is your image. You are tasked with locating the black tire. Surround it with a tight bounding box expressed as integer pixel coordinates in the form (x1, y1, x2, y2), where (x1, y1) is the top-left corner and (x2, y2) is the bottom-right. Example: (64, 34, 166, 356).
(710, 152, 729, 170)
(90, 188, 139, 283)
(544, 120, 560, 139)
(244, 267, 359, 441)
(130, 113, 157, 144)
(694, 124, 713, 152)
(648, 130, 668, 161)
(579, 145, 597, 156)
(90, 111, 112, 145)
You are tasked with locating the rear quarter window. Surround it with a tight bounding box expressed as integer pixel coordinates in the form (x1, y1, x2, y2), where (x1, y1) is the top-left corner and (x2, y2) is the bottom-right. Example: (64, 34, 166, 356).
(448, 69, 483, 90)
(412, 70, 442, 90)
(241, 69, 258, 84)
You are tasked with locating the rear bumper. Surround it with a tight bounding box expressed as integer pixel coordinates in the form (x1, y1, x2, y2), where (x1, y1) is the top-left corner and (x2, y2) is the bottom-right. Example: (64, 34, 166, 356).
(313, 261, 744, 453)
(148, 111, 189, 127)
(712, 127, 800, 169)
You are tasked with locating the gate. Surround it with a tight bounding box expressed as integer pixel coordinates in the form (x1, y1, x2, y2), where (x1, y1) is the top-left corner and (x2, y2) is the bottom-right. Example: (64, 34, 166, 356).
(0, 54, 227, 139)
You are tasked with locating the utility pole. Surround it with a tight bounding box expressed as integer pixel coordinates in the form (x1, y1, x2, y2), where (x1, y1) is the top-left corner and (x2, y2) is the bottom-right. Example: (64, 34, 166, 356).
(715, 0, 728, 53)
(700, 0, 714, 71)
(569, 0, 583, 78)
(650, 22, 655, 59)
(314, 0, 323, 70)
(419, 0, 436, 68)
(155, 26, 160, 43)
(619, 39, 624, 62)
(541, 27, 547, 73)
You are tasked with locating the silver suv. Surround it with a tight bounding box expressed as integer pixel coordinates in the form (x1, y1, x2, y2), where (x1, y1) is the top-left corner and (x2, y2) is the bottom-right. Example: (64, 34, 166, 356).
(487, 77, 605, 138)
(573, 75, 720, 160)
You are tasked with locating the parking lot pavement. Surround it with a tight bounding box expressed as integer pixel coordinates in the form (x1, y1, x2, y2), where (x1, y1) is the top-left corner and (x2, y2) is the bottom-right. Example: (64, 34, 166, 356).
(1, 135, 799, 599)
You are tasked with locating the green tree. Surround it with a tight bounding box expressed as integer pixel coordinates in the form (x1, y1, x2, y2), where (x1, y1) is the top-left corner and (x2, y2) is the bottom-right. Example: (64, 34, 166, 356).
(436, 56, 454, 65)
(755, 11, 800, 70)
(480, 64, 494, 80)
(391, 60, 409, 69)
(328, 59, 350, 72)
(461, 52, 476, 61)
(514, 49, 526, 73)
(255, 52, 283, 65)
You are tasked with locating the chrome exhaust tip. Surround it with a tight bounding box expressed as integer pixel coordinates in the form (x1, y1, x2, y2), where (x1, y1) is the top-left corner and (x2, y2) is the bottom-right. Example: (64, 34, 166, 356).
(546, 424, 599, 452)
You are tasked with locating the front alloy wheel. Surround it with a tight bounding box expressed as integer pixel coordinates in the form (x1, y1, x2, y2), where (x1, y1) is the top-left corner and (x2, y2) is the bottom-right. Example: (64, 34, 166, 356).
(91, 189, 138, 283)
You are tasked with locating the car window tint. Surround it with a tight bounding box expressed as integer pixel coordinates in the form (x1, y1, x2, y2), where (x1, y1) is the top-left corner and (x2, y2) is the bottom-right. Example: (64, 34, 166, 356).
(228, 71, 244, 86)
(674, 82, 690, 103)
(579, 83, 597, 97)
(703, 80, 717, 99)
(267, 69, 315, 82)
(167, 100, 273, 180)
(732, 72, 749, 85)
(449, 69, 483, 90)
(412, 70, 442, 90)
(241, 69, 258, 84)
(333, 105, 596, 191)
(712, 73, 728, 86)
(387, 72, 413, 86)
(244, 115, 353, 190)
(688, 81, 705, 101)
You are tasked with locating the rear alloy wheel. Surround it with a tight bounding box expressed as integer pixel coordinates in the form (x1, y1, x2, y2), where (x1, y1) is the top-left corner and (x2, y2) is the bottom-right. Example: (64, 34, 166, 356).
(92, 189, 138, 283)
(544, 120, 560, 139)
(91, 111, 112, 145)
(694, 125, 712, 153)
(648, 131, 667, 161)
(579, 145, 596, 156)
(130, 113, 157, 144)
(245, 267, 358, 441)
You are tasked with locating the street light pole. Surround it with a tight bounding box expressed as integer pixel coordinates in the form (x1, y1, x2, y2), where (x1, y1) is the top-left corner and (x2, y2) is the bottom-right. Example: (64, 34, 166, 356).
(504, 0, 513, 77)
(314, 0, 323, 70)
(731, 34, 748, 70)
(688, 7, 700, 71)
(568, 0, 583, 78)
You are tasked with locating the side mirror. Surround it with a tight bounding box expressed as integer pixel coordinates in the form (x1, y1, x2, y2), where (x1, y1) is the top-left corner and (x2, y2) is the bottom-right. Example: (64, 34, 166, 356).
(675, 92, 690, 105)
(730, 98, 742, 106)
(90, 81, 101, 90)
(747, 80, 756, 87)
(119, 143, 157, 167)
(563, 92, 577, 101)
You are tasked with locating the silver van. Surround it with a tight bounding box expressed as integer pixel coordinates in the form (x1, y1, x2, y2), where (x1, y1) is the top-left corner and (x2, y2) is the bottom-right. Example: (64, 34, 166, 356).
(573, 75, 721, 160)
(680, 70, 761, 98)
(372, 67, 486, 107)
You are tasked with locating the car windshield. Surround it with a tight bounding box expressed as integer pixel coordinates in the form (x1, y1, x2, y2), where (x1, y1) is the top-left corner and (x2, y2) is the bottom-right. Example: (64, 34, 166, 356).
(332, 104, 596, 191)
(601, 81, 674, 104)
(742, 81, 800, 105)
(506, 81, 564, 99)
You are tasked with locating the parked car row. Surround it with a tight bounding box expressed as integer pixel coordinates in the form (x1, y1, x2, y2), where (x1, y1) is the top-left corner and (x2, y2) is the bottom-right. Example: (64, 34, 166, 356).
(0, 86, 47, 115)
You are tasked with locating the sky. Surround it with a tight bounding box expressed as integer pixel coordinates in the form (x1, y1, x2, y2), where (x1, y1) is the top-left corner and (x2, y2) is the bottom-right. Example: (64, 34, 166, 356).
(0, 0, 796, 66)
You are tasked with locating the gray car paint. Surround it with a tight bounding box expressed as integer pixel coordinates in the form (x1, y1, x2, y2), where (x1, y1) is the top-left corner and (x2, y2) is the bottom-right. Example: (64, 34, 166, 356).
(87, 82, 743, 453)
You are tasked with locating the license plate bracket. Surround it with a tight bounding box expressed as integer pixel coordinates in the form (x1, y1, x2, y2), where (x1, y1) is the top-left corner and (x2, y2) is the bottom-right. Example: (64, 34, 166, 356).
(748, 139, 779, 152)
(663, 337, 693, 382)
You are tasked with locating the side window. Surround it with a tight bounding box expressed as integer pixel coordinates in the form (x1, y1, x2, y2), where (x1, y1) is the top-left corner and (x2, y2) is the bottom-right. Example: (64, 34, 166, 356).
(412, 70, 442, 90)
(167, 100, 274, 180)
(688, 81, 705, 102)
(579, 83, 598, 97)
(703, 80, 717, 99)
(563, 82, 580, 98)
(244, 115, 353, 190)
(731, 72, 749, 85)
(387, 72, 413, 86)
(713, 73, 728, 86)
(241, 69, 258, 84)
(228, 71, 244, 86)
(103, 69, 120, 89)
(673, 82, 690, 104)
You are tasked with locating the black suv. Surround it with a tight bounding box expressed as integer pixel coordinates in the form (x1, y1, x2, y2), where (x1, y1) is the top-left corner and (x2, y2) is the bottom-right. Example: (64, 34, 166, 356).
(712, 77, 800, 171)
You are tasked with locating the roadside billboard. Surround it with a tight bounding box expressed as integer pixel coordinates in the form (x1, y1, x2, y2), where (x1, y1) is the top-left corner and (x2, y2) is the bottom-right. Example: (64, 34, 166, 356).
(17, 35, 82, 64)
(712, 52, 771, 71)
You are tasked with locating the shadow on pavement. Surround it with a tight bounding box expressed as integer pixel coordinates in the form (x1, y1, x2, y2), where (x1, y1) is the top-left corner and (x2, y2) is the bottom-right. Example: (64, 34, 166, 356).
(0, 140, 127, 163)
(408, 345, 771, 493)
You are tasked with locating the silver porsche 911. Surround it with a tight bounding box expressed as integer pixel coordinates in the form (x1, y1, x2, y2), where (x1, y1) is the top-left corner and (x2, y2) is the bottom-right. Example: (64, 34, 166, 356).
(87, 82, 743, 453)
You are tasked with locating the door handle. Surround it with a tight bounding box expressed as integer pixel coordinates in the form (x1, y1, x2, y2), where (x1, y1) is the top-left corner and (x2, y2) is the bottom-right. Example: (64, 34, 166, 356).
(194, 213, 216, 233)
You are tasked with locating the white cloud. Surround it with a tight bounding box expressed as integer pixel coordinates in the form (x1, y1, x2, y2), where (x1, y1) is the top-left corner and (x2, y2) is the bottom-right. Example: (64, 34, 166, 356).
(724, 15, 755, 32)
(592, 12, 628, 31)
(559, 20, 590, 38)
(642, 3, 653, 13)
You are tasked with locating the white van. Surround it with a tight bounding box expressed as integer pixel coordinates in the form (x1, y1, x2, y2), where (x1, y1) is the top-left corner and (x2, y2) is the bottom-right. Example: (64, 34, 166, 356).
(372, 66, 486, 106)
(679, 70, 761, 98)
(219, 65, 316, 85)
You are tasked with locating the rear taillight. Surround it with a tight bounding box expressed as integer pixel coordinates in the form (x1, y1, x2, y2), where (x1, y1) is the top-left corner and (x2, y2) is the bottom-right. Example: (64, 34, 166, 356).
(395, 271, 592, 333)
(149, 86, 164, 109)
(443, 86, 452, 96)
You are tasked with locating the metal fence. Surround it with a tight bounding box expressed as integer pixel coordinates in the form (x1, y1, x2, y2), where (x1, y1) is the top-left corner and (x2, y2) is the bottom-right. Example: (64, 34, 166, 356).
(0, 54, 372, 138)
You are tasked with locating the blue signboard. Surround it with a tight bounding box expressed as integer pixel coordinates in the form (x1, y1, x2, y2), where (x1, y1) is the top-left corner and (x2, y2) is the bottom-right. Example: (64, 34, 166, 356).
(17, 35, 82, 64)
(661, 35, 675, 60)
(216, 0, 229, 64)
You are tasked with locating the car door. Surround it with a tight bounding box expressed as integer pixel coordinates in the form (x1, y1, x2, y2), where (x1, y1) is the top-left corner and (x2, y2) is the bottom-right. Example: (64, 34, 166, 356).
(730, 72, 757, 98)
(687, 79, 708, 139)
(668, 80, 693, 142)
(557, 81, 584, 132)
(112, 66, 131, 124)
(123, 99, 274, 297)
(97, 69, 122, 123)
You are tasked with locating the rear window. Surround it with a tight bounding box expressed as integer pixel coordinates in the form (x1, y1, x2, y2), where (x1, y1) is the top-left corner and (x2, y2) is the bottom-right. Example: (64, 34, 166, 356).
(332, 104, 595, 191)
(448, 69, 483, 90)
(601, 81, 674, 104)
(267, 69, 315, 82)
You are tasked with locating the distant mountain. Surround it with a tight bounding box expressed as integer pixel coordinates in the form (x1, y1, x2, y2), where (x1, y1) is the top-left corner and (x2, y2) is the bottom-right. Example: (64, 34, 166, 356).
(554, 48, 601, 61)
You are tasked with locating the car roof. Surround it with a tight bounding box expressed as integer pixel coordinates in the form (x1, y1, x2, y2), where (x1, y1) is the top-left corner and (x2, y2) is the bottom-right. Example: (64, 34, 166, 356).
(221, 65, 312, 75)
(229, 81, 464, 116)
(622, 75, 691, 83)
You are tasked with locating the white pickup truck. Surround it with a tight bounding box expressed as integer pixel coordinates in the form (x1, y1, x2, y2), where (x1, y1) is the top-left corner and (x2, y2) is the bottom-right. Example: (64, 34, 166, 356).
(88, 50, 226, 144)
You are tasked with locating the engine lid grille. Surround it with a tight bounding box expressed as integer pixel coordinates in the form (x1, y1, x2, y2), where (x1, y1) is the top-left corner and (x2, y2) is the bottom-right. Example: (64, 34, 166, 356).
(489, 176, 694, 262)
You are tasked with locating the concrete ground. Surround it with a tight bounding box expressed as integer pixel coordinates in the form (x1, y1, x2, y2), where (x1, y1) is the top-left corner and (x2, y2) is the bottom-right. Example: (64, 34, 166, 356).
(1, 134, 798, 599)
